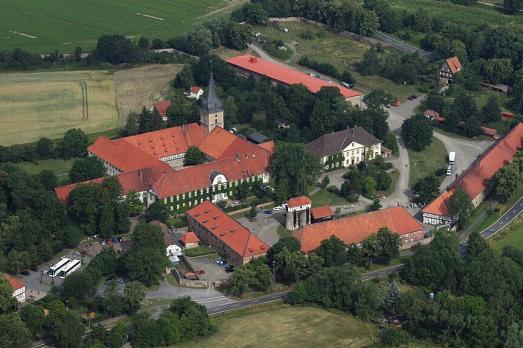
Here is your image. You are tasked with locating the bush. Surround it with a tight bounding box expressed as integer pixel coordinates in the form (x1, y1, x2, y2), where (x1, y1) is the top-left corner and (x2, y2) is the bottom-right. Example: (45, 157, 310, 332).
(347, 193, 359, 202)
(434, 167, 446, 177)
(327, 185, 340, 195)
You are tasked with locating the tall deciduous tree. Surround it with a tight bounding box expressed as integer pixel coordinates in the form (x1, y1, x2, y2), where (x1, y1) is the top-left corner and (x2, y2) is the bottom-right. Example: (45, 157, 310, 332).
(481, 96, 501, 122)
(449, 189, 473, 228)
(183, 146, 205, 166)
(401, 114, 433, 151)
(69, 156, 106, 183)
(316, 236, 348, 267)
(60, 128, 88, 159)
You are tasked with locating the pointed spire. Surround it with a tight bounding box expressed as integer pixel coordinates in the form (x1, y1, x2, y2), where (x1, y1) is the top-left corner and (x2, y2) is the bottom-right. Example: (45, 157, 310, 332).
(201, 71, 223, 114)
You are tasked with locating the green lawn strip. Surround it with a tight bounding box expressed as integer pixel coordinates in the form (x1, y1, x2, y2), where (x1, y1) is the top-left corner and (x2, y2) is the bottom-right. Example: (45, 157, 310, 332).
(310, 189, 348, 207)
(277, 224, 291, 239)
(178, 303, 379, 348)
(11, 157, 78, 184)
(184, 246, 217, 257)
(408, 137, 447, 187)
(489, 215, 523, 252)
(383, 169, 400, 197)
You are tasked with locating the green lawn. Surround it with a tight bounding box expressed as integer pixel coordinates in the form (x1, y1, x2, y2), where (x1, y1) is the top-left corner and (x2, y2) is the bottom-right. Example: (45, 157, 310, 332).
(183, 246, 217, 257)
(310, 188, 348, 207)
(0, 0, 242, 53)
(255, 22, 422, 100)
(408, 137, 447, 187)
(490, 215, 523, 252)
(383, 169, 400, 197)
(179, 303, 379, 348)
(11, 157, 78, 184)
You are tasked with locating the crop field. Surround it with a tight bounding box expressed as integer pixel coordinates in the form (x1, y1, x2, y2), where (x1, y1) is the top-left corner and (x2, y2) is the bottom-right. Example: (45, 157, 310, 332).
(0, 70, 119, 145)
(0, 0, 244, 53)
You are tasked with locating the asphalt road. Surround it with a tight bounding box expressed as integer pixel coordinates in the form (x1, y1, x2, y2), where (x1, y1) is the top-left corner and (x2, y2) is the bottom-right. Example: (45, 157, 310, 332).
(481, 196, 523, 239)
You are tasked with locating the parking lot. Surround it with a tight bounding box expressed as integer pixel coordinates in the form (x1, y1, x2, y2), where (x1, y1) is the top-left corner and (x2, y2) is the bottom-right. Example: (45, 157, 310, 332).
(185, 256, 230, 283)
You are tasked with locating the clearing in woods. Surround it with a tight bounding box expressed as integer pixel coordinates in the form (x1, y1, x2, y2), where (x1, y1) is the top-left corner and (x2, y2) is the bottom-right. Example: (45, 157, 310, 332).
(0, 64, 182, 145)
(0, 0, 244, 53)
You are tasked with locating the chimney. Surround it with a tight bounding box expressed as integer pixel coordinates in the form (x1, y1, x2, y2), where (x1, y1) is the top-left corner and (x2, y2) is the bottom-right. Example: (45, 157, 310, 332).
(249, 56, 257, 64)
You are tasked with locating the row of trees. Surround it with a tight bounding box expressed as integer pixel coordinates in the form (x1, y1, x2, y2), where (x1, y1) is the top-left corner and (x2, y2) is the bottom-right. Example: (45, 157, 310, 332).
(489, 150, 523, 203)
(0, 128, 89, 163)
(402, 230, 523, 347)
(340, 158, 394, 199)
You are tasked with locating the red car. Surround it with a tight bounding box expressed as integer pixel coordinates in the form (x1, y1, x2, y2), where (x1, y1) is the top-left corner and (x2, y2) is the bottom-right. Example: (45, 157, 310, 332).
(195, 270, 205, 275)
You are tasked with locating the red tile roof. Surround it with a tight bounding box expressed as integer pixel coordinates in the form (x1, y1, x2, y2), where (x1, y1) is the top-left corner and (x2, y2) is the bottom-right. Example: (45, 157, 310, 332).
(421, 189, 455, 217)
(88, 136, 162, 172)
(423, 123, 523, 216)
(190, 86, 202, 94)
(424, 109, 440, 118)
(180, 231, 200, 245)
(311, 206, 333, 220)
(287, 196, 312, 209)
(153, 100, 172, 118)
(446, 56, 462, 75)
(152, 150, 270, 198)
(3, 274, 25, 291)
(294, 207, 424, 252)
(258, 140, 275, 154)
(121, 123, 207, 159)
(198, 126, 265, 160)
(227, 55, 360, 99)
(481, 126, 497, 137)
(187, 201, 268, 258)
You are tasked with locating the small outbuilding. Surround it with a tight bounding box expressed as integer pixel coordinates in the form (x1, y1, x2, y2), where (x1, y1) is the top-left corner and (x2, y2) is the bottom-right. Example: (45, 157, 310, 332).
(311, 206, 334, 223)
(179, 231, 200, 249)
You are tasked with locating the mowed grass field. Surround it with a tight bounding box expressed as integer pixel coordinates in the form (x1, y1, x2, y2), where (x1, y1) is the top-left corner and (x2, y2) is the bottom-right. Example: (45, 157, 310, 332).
(179, 303, 379, 348)
(255, 22, 421, 99)
(0, 0, 243, 53)
(0, 70, 119, 145)
(408, 136, 447, 186)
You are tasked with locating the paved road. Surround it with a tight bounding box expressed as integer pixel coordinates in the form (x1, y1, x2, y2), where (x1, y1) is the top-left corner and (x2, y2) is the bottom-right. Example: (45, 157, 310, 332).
(373, 32, 433, 60)
(481, 196, 523, 239)
(433, 131, 493, 190)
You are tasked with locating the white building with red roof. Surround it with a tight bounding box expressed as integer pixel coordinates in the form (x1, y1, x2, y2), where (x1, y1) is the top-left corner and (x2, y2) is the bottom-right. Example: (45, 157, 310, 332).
(151, 100, 172, 121)
(286, 196, 312, 231)
(55, 74, 274, 213)
(422, 123, 523, 225)
(186, 201, 269, 265)
(188, 86, 203, 100)
(439, 56, 462, 84)
(3, 274, 26, 303)
(227, 55, 362, 107)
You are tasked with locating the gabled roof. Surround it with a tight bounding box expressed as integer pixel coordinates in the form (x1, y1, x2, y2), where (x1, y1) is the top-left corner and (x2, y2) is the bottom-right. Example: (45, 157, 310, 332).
(294, 207, 424, 252)
(88, 136, 163, 172)
(481, 126, 497, 137)
(445, 56, 462, 75)
(151, 150, 270, 198)
(227, 55, 360, 99)
(288, 196, 312, 209)
(121, 123, 207, 159)
(423, 123, 523, 216)
(3, 274, 25, 291)
(311, 206, 334, 220)
(187, 201, 268, 258)
(258, 140, 275, 154)
(153, 100, 172, 118)
(190, 86, 202, 94)
(198, 126, 267, 160)
(180, 231, 200, 245)
(305, 126, 382, 158)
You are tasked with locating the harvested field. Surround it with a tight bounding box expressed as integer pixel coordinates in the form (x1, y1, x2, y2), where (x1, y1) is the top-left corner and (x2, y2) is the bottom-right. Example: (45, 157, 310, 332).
(114, 64, 183, 124)
(0, 70, 118, 145)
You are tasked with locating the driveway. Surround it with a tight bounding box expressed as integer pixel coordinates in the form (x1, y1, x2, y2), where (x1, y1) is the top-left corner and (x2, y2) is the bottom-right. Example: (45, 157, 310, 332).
(146, 280, 235, 308)
(433, 131, 493, 190)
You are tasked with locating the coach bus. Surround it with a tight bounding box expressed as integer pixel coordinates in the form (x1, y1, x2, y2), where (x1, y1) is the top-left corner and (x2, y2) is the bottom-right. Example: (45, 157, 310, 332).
(58, 259, 82, 279)
(47, 258, 71, 277)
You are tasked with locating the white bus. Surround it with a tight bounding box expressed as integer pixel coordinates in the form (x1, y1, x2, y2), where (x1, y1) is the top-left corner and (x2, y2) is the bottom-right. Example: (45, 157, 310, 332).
(58, 259, 81, 279)
(48, 258, 70, 277)
(448, 152, 456, 165)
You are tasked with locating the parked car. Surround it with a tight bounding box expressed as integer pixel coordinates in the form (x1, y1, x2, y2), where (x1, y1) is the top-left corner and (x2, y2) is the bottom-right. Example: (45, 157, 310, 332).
(21, 270, 30, 276)
(215, 258, 227, 266)
(184, 272, 198, 280)
(195, 270, 205, 275)
(263, 210, 272, 215)
(225, 265, 235, 273)
(446, 165, 453, 176)
(111, 237, 119, 243)
(273, 206, 284, 211)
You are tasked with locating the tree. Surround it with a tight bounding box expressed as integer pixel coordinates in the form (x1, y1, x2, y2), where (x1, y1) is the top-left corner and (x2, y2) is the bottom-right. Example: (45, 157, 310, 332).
(37, 169, 58, 190)
(267, 236, 301, 265)
(124, 247, 169, 286)
(360, 47, 381, 75)
(481, 96, 501, 122)
(383, 281, 401, 315)
(183, 146, 205, 166)
(449, 189, 473, 228)
(320, 175, 330, 188)
(138, 36, 149, 49)
(98, 202, 115, 237)
(401, 114, 433, 151)
(146, 201, 169, 223)
(368, 198, 381, 211)
(505, 322, 523, 348)
(62, 269, 99, 302)
(36, 137, 54, 158)
(69, 156, 106, 183)
(138, 107, 164, 133)
(0, 278, 17, 315)
(491, 162, 520, 202)
(124, 112, 139, 136)
(375, 227, 400, 264)
(46, 300, 85, 348)
(248, 205, 257, 220)
(316, 236, 348, 267)
(361, 176, 377, 198)
(126, 192, 144, 216)
(413, 174, 440, 204)
(124, 282, 145, 314)
(19, 304, 45, 338)
(74, 46, 82, 62)
(270, 143, 321, 200)
(60, 128, 88, 159)
(94, 34, 138, 64)
(0, 313, 31, 348)
(467, 231, 487, 258)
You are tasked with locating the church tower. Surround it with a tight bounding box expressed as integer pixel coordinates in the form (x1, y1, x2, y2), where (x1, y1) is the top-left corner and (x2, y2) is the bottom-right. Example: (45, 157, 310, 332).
(200, 72, 224, 132)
